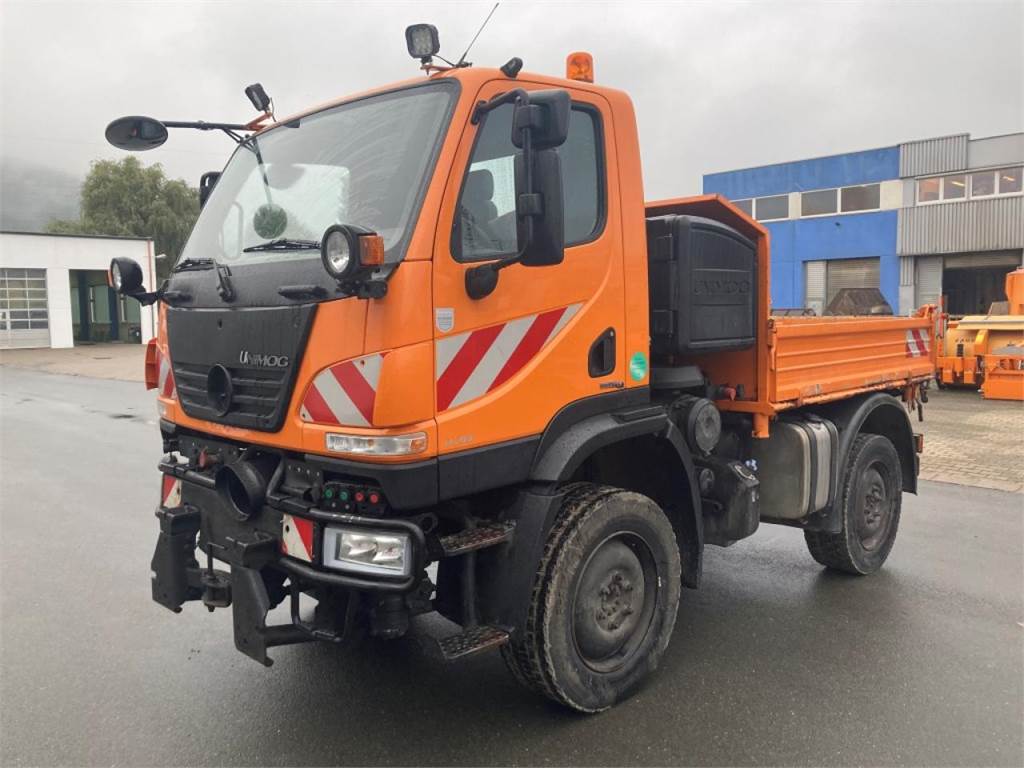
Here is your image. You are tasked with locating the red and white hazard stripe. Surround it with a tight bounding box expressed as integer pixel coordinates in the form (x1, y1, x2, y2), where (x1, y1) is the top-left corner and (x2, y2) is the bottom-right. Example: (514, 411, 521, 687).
(161, 475, 182, 508)
(436, 303, 581, 412)
(300, 353, 384, 427)
(156, 348, 177, 400)
(905, 328, 930, 357)
(281, 514, 314, 563)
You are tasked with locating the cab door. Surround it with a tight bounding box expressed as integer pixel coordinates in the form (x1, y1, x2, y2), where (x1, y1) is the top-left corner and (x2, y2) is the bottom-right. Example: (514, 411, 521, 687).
(431, 80, 625, 460)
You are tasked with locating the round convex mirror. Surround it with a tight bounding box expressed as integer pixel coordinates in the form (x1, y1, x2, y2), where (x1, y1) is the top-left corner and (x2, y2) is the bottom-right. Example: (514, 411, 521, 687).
(105, 116, 168, 151)
(253, 203, 288, 240)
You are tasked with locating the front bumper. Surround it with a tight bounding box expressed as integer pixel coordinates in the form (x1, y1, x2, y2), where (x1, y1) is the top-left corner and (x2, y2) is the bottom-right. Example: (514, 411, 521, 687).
(152, 458, 428, 665)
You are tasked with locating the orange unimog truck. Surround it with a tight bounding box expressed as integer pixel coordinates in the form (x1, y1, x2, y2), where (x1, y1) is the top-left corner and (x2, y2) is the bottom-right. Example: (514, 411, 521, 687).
(107, 31, 936, 712)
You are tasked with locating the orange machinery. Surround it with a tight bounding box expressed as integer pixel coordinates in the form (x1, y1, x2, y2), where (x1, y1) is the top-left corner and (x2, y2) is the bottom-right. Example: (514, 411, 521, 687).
(938, 268, 1024, 400)
(104, 37, 938, 713)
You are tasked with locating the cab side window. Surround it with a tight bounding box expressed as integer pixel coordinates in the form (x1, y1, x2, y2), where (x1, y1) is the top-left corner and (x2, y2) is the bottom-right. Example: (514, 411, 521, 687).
(453, 103, 603, 262)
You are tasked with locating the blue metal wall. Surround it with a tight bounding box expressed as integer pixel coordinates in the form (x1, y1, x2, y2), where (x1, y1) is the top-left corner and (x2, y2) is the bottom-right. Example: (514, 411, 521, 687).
(761, 212, 899, 309)
(703, 146, 901, 309)
(703, 146, 900, 198)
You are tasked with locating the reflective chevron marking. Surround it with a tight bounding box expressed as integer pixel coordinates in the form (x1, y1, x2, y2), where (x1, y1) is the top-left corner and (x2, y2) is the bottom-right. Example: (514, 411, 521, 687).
(161, 475, 182, 508)
(300, 353, 384, 427)
(905, 329, 929, 357)
(280, 514, 314, 563)
(156, 348, 176, 400)
(435, 303, 581, 412)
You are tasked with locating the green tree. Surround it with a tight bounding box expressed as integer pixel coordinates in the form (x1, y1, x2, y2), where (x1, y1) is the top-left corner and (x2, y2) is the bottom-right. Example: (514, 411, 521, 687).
(48, 156, 198, 281)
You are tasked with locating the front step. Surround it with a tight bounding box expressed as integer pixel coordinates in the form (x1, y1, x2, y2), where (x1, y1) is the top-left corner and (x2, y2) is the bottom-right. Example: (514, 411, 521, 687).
(437, 625, 510, 661)
(438, 522, 515, 557)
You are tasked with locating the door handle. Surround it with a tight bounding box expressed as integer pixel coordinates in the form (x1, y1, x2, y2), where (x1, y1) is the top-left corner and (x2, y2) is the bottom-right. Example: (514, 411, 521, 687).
(588, 328, 616, 377)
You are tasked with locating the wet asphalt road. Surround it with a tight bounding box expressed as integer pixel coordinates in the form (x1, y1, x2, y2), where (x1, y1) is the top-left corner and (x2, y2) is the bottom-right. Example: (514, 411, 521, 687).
(1, 367, 1022, 767)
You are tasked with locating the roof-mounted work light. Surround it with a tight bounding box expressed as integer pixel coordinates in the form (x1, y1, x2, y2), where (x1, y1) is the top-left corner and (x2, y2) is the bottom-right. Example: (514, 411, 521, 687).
(244, 83, 271, 113)
(406, 24, 440, 61)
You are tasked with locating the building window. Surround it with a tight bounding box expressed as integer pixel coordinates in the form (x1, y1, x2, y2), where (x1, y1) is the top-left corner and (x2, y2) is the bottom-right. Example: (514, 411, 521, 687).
(970, 170, 995, 197)
(841, 184, 880, 212)
(801, 188, 837, 216)
(917, 177, 941, 203)
(942, 175, 967, 200)
(919, 166, 1022, 203)
(999, 166, 1022, 194)
(733, 199, 753, 216)
(754, 195, 788, 221)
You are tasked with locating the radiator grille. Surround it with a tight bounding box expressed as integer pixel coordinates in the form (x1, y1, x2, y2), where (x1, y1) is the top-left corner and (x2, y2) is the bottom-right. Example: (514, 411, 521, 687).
(174, 362, 291, 431)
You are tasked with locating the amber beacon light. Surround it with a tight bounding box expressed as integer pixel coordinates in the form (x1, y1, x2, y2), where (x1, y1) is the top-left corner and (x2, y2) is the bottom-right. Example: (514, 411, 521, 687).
(566, 51, 594, 82)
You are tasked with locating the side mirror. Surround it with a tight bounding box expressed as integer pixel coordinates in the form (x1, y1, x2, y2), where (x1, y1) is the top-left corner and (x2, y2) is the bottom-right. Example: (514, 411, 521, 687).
(516, 149, 564, 267)
(108, 257, 145, 296)
(512, 90, 570, 150)
(105, 116, 168, 151)
(199, 172, 221, 208)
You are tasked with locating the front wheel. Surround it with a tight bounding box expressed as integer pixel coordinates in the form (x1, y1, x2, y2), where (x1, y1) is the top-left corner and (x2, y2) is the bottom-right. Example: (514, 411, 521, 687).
(502, 484, 682, 712)
(805, 433, 902, 575)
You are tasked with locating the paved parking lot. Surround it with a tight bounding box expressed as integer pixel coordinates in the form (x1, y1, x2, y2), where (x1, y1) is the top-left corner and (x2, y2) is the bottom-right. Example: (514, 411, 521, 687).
(917, 386, 1024, 492)
(1, 366, 1022, 767)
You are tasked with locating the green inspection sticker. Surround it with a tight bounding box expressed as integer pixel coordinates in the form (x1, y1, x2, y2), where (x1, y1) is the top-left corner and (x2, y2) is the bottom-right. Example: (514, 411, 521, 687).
(629, 352, 648, 382)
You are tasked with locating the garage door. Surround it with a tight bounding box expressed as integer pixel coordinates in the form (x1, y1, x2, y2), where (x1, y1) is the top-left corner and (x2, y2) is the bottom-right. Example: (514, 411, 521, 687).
(804, 258, 881, 314)
(0, 268, 50, 349)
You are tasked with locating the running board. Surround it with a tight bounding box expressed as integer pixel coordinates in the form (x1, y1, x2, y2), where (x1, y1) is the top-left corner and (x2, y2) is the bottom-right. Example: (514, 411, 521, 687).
(437, 625, 510, 662)
(438, 522, 515, 557)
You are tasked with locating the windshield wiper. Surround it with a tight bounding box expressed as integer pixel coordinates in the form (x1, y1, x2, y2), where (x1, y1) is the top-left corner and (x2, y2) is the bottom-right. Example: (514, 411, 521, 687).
(172, 257, 215, 272)
(242, 238, 320, 253)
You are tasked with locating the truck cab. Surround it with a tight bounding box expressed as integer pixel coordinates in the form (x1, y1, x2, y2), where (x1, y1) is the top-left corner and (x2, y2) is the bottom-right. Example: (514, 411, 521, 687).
(109, 40, 932, 712)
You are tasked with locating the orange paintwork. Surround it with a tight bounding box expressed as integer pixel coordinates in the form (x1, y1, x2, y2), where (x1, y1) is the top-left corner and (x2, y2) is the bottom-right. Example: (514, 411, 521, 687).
(156, 66, 940, 461)
(937, 268, 1024, 393)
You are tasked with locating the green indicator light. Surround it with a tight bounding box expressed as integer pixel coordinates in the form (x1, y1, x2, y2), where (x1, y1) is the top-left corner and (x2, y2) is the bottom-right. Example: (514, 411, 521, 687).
(324, 488, 334, 499)
(339, 490, 349, 501)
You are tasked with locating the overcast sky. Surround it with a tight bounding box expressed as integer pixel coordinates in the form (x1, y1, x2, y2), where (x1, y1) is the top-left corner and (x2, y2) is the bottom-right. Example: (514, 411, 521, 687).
(2, 0, 1022, 201)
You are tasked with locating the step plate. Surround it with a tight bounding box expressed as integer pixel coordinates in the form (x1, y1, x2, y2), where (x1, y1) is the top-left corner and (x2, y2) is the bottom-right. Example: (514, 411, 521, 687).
(439, 522, 515, 557)
(438, 625, 510, 662)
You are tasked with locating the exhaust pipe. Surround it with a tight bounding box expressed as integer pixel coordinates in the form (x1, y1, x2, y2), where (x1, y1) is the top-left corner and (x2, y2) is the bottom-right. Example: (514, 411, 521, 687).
(216, 455, 279, 520)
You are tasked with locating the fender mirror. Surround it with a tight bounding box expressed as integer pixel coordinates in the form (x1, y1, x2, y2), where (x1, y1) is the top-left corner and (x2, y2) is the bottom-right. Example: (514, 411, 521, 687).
(105, 116, 168, 151)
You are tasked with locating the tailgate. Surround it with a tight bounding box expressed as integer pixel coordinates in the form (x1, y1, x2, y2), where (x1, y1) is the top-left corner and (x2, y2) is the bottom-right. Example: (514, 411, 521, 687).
(770, 308, 937, 407)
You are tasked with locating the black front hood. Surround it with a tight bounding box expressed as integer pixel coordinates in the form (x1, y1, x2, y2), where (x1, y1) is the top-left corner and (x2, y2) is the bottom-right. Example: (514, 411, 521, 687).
(167, 304, 317, 432)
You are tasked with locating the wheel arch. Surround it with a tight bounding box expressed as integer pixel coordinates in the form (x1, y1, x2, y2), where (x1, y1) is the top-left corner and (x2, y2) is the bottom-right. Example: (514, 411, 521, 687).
(811, 392, 918, 495)
(530, 412, 703, 588)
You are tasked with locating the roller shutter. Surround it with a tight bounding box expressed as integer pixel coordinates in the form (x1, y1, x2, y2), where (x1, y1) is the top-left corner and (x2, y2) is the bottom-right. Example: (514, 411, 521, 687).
(915, 256, 943, 309)
(825, 258, 880, 306)
(804, 261, 826, 315)
(0, 268, 50, 349)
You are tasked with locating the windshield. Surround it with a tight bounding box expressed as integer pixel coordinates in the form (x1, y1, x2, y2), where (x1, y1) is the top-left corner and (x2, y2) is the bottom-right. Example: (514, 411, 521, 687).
(179, 82, 457, 269)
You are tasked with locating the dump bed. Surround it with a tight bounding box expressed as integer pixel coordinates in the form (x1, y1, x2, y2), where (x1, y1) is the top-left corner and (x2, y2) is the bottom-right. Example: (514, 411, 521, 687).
(769, 310, 937, 408)
(644, 195, 937, 437)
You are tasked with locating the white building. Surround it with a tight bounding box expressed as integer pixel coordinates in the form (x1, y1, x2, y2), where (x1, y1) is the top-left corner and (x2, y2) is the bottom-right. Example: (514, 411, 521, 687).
(0, 231, 157, 349)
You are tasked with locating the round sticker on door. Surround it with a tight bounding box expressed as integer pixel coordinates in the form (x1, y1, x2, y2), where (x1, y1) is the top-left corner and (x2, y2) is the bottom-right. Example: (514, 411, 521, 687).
(629, 352, 648, 381)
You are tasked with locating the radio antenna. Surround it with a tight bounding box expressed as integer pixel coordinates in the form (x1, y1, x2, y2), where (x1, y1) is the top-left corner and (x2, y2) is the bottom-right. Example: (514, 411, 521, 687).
(456, 2, 500, 67)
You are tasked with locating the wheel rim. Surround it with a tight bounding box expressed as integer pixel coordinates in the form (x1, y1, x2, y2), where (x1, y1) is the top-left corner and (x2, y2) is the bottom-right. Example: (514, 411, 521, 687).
(572, 532, 658, 673)
(855, 464, 895, 551)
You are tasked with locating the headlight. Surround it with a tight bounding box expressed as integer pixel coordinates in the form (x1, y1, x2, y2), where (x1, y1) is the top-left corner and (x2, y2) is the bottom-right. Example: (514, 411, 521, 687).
(110, 261, 123, 291)
(325, 431, 427, 457)
(322, 526, 411, 577)
(321, 226, 353, 279)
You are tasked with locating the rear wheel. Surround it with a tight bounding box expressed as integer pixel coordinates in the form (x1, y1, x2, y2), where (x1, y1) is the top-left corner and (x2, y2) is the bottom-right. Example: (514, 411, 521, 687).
(502, 484, 682, 712)
(805, 433, 902, 575)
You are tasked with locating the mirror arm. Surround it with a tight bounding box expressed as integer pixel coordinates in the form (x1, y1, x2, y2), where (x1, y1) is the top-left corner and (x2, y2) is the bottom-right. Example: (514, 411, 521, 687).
(161, 120, 252, 145)
(471, 88, 529, 124)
